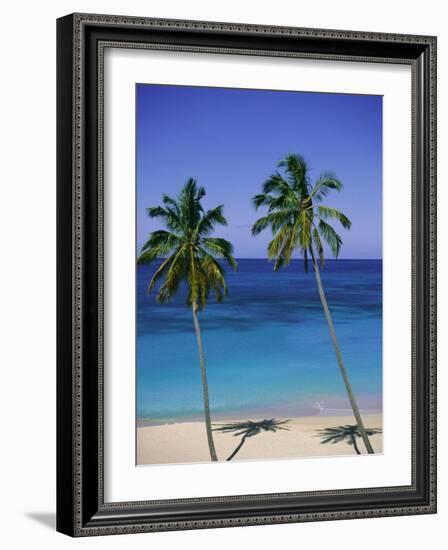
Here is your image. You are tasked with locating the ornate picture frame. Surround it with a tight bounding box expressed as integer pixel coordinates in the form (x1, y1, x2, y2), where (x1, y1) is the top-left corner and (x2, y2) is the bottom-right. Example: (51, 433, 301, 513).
(57, 13, 436, 536)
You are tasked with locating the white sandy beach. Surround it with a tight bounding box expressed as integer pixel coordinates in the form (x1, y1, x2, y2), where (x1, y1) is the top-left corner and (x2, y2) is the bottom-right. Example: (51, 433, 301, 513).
(137, 413, 382, 465)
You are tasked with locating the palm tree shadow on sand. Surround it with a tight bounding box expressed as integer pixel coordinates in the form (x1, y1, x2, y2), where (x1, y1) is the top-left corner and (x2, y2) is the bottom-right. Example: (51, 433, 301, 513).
(316, 425, 382, 455)
(213, 419, 290, 461)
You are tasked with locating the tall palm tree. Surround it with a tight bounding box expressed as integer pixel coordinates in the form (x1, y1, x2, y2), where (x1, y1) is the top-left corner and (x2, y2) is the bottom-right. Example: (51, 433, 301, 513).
(317, 425, 381, 455)
(138, 178, 237, 461)
(251, 153, 375, 454)
(213, 419, 290, 461)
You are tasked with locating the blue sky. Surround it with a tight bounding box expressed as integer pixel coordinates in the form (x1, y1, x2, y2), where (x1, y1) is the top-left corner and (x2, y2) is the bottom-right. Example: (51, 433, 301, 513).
(136, 84, 382, 259)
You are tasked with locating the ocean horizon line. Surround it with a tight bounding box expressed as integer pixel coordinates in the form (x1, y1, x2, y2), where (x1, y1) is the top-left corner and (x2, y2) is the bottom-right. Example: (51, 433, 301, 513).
(137, 257, 383, 262)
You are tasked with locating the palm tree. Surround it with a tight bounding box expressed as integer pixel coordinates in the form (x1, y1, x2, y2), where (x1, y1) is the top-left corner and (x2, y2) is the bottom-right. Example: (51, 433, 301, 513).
(317, 425, 382, 455)
(138, 178, 237, 461)
(213, 419, 290, 461)
(251, 153, 375, 454)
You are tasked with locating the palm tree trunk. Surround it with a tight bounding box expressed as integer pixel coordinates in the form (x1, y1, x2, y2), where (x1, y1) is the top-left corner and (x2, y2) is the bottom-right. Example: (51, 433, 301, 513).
(310, 251, 375, 454)
(350, 433, 361, 455)
(227, 434, 248, 461)
(192, 302, 218, 461)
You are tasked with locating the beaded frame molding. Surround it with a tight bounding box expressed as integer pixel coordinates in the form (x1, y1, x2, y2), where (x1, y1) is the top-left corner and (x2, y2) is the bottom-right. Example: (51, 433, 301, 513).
(56, 13, 437, 537)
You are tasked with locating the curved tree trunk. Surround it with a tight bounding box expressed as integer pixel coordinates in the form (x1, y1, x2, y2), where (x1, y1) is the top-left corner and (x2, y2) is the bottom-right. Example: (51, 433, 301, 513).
(227, 434, 248, 461)
(310, 251, 374, 454)
(192, 303, 218, 461)
(350, 433, 361, 455)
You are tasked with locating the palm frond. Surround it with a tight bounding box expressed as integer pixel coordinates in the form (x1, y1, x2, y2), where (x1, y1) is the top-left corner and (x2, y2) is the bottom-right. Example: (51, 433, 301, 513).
(252, 155, 350, 273)
(139, 230, 181, 254)
(277, 153, 310, 195)
(317, 205, 352, 229)
(297, 209, 312, 251)
(267, 225, 293, 260)
(178, 178, 205, 229)
(317, 219, 343, 257)
(162, 193, 180, 213)
(148, 245, 186, 297)
(196, 205, 228, 237)
(140, 178, 235, 309)
(186, 250, 207, 308)
(312, 226, 325, 268)
(251, 210, 293, 236)
(146, 205, 182, 232)
(147, 255, 175, 296)
(198, 252, 227, 303)
(309, 172, 343, 202)
(252, 193, 274, 210)
(282, 216, 301, 268)
(156, 254, 185, 303)
(261, 173, 293, 197)
(137, 247, 162, 265)
(267, 193, 299, 212)
(202, 237, 237, 270)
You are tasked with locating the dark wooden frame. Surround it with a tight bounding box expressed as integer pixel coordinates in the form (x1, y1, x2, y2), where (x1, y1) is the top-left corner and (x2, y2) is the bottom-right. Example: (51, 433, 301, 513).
(57, 13, 437, 537)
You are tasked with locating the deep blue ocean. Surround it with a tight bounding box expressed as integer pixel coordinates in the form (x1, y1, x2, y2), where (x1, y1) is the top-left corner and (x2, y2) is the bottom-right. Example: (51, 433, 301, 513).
(137, 259, 382, 421)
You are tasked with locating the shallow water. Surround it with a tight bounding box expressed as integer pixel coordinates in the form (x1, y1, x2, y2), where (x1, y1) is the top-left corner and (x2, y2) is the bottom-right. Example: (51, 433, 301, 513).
(137, 259, 382, 420)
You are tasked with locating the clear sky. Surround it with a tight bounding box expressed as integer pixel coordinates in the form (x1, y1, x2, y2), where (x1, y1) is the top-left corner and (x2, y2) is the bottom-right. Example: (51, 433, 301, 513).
(136, 84, 382, 259)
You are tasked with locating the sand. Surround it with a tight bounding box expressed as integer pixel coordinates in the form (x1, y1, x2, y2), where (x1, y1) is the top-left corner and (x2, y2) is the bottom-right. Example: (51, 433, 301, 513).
(137, 413, 382, 465)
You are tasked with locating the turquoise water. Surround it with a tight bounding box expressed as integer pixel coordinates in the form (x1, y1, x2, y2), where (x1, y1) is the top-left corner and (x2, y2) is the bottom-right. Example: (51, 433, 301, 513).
(137, 260, 382, 420)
